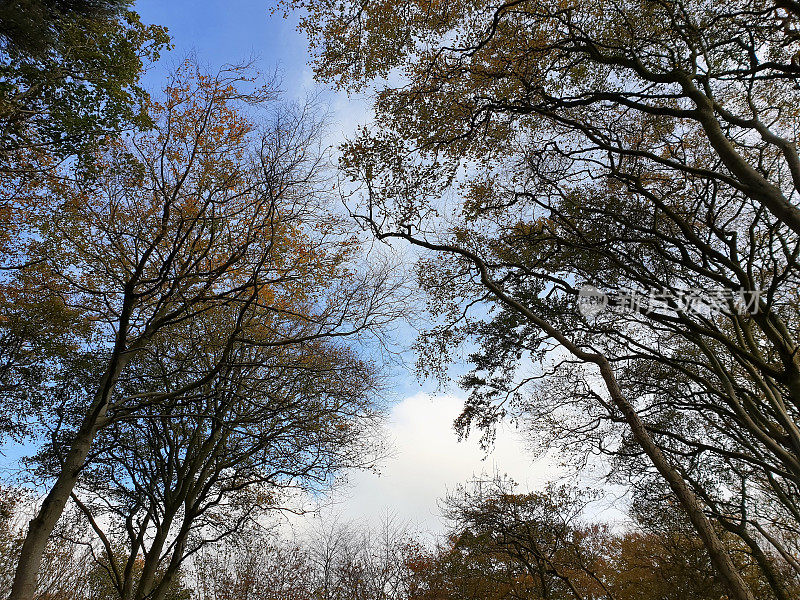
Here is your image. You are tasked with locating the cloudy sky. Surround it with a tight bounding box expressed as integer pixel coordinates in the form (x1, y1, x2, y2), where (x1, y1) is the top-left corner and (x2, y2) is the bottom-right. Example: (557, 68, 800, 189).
(129, 0, 562, 534)
(298, 393, 556, 535)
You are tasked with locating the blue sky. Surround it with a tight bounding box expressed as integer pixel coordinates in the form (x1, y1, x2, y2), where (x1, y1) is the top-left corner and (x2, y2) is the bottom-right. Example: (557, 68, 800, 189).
(135, 0, 309, 83)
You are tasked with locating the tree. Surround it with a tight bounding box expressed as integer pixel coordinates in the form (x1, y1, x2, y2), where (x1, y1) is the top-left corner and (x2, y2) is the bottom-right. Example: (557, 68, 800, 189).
(8, 61, 398, 600)
(65, 319, 382, 600)
(0, 1, 169, 165)
(307, 515, 414, 600)
(402, 477, 792, 600)
(0, 0, 131, 55)
(192, 527, 315, 600)
(0, 0, 169, 444)
(287, 2, 800, 599)
(429, 478, 611, 600)
(0, 485, 23, 595)
(0, 485, 103, 600)
(607, 498, 737, 600)
(82, 548, 191, 600)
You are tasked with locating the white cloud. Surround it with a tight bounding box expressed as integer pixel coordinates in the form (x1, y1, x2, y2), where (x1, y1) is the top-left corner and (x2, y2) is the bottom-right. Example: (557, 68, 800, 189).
(293, 391, 557, 536)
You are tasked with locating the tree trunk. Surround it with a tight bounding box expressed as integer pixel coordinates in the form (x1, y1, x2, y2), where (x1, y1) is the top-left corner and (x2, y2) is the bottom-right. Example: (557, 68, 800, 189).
(598, 361, 757, 600)
(392, 234, 760, 600)
(8, 360, 125, 600)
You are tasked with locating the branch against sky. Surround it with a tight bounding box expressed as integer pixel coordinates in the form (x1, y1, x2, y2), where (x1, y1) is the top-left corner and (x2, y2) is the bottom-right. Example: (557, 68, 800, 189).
(6, 58, 402, 600)
(287, 2, 800, 599)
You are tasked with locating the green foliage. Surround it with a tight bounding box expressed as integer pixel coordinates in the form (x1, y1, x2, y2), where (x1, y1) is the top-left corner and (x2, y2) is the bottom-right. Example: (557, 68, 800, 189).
(0, 1, 170, 168)
(0, 1, 169, 443)
(0, 0, 130, 55)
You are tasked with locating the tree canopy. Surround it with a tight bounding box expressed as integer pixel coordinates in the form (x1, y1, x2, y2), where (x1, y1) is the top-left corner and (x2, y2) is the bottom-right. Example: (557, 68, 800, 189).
(288, 1, 800, 599)
(2, 1, 800, 598)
